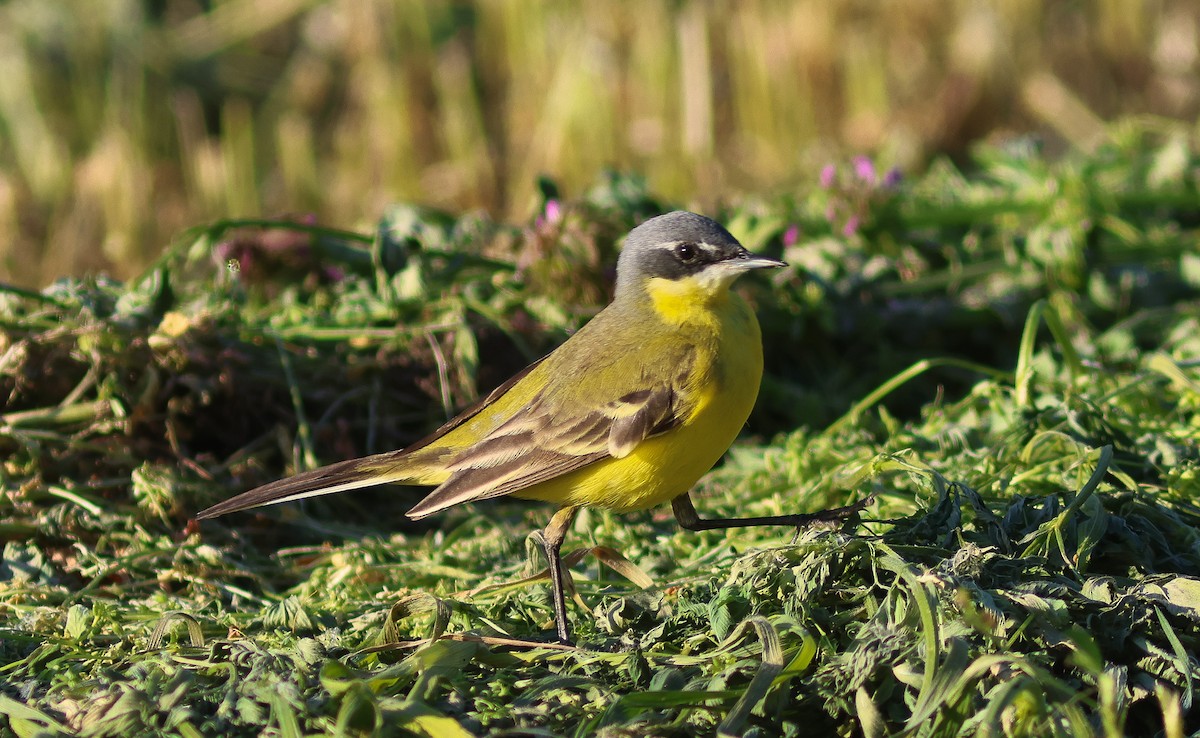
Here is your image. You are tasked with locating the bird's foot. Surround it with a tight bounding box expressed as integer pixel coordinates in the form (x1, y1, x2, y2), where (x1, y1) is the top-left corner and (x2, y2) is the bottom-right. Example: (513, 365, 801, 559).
(788, 493, 875, 541)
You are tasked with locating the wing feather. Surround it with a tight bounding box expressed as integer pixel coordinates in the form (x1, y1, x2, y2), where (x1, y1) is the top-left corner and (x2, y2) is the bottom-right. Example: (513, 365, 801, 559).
(405, 347, 694, 519)
(607, 388, 675, 458)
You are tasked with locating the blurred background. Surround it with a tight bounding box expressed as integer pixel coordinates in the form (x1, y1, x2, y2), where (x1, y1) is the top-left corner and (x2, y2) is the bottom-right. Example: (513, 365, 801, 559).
(0, 0, 1196, 286)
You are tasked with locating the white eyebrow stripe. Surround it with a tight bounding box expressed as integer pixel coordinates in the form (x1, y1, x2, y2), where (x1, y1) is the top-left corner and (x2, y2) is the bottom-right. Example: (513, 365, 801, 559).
(657, 240, 725, 254)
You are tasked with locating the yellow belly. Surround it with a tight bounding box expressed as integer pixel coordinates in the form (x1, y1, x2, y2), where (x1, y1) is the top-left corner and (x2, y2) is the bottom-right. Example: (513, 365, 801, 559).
(513, 295, 764, 512)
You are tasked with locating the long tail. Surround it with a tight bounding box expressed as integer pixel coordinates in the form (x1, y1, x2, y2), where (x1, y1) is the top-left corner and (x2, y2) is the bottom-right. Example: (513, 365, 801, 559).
(196, 451, 434, 519)
(197, 358, 551, 520)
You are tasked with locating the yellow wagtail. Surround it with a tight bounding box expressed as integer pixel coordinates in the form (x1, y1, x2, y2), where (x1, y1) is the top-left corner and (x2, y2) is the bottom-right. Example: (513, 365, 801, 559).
(198, 211, 868, 644)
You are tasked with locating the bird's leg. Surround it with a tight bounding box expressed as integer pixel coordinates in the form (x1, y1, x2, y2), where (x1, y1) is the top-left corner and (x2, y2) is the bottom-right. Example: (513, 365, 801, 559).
(542, 505, 581, 645)
(671, 492, 872, 532)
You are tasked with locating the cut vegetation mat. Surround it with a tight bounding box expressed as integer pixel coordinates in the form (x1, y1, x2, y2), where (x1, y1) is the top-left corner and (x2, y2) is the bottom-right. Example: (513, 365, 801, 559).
(2, 125, 1200, 736)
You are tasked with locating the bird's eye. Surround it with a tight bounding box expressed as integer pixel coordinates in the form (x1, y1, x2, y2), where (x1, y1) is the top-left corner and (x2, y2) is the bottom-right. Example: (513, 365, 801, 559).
(675, 243, 697, 262)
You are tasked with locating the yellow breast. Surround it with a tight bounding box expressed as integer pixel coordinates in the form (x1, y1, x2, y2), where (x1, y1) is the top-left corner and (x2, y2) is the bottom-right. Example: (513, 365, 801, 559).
(515, 286, 764, 512)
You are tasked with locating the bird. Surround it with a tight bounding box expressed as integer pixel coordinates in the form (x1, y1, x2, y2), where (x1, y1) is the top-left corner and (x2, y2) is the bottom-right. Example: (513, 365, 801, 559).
(197, 210, 869, 644)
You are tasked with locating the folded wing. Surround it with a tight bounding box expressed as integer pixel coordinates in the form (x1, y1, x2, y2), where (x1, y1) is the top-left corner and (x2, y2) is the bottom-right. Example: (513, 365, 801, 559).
(404, 381, 683, 519)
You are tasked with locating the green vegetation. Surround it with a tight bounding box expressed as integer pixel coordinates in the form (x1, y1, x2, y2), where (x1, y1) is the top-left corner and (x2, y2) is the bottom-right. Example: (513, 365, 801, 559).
(3, 125, 1200, 736)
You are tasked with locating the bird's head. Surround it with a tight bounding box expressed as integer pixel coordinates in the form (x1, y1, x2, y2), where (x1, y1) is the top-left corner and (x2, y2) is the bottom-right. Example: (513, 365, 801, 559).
(614, 211, 786, 312)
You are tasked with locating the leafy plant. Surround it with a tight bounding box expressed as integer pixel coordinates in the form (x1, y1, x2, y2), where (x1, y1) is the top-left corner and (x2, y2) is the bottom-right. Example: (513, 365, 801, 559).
(2, 127, 1199, 736)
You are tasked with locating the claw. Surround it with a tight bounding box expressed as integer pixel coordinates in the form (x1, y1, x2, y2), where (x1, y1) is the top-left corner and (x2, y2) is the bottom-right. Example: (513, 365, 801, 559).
(789, 494, 876, 542)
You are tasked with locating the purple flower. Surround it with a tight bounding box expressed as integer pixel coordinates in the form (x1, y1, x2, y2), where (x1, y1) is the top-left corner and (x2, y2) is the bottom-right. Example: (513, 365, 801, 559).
(883, 167, 903, 188)
(819, 164, 837, 189)
(783, 225, 800, 247)
(542, 199, 563, 226)
(842, 215, 861, 237)
(852, 156, 876, 185)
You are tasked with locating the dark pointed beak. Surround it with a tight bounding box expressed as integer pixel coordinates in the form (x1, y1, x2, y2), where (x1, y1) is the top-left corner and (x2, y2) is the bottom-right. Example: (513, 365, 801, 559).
(734, 249, 787, 270)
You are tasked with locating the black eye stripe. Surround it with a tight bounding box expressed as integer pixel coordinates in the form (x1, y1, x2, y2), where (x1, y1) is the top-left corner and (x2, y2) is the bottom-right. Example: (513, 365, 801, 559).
(636, 240, 741, 280)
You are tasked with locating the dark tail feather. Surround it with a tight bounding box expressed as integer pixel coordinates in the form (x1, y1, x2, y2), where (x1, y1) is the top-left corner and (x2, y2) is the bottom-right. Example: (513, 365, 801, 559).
(196, 456, 411, 519)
